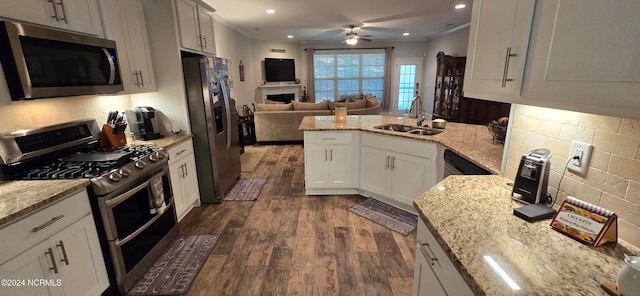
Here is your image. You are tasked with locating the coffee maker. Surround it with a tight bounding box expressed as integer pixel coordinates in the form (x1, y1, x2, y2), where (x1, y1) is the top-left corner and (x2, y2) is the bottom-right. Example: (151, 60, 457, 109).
(126, 106, 163, 140)
(511, 148, 552, 204)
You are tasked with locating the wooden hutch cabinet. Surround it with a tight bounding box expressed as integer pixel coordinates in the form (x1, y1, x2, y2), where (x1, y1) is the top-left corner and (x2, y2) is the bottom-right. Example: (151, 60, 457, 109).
(433, 51, 510, 124)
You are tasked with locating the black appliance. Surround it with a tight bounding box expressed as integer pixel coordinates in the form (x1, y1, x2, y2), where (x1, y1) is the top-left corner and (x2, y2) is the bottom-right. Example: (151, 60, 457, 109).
(0, 21, 123, 100)
(125, 106, 164, 140)
(443, 149, 491, 177)
(511, 148, 552, 204)
(0, 119, 178, 295)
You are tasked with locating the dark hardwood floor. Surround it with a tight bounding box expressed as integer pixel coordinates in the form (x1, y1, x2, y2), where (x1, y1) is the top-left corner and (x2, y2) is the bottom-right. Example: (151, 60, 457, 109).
(179, 144, 417, 296)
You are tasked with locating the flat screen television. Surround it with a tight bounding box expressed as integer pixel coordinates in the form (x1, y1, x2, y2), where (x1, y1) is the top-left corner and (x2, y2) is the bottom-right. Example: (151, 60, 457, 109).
(264, 58, 295, 82)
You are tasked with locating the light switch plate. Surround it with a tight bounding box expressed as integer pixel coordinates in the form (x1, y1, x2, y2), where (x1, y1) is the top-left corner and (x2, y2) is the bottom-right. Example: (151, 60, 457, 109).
(567, 140, 592, 175)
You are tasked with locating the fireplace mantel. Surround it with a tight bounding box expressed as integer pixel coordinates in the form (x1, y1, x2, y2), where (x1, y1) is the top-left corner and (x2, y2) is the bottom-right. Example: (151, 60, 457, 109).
(258, 84, 301, 103)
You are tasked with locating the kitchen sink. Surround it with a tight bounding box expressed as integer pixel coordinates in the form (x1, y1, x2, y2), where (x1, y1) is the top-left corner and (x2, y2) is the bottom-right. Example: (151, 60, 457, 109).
(373, 124, 443, 136)
(407, 128, 443, 136)
(373, 124, 415, 132)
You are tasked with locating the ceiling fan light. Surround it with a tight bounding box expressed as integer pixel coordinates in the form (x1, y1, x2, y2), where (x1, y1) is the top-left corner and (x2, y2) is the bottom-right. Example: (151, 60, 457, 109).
(346, 38, 358, 45)
(454, 3, 466, 9)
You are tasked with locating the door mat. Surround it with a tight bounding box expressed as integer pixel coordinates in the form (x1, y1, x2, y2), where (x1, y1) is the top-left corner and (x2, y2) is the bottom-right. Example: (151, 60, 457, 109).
(223, 178, 267, 201)
(127, 234, 219, 295)
(347, 198, 418, 236)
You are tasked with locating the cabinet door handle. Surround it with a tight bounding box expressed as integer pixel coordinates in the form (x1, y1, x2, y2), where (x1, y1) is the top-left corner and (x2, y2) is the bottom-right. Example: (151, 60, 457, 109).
(139, 70, 145, 87)
(175, 149, 187, 156)
(391, 157, 395, 170)
(385, 156, 390, 170)
(183, 163, 188, 177)
(133, 71, 140, 86)
(45, 248, 59, 274)
(325, 149, 328, 162)
(56, 240, 69, 265)
(48, 0, 60, 21)
(32, 215, 64, 233)
(202, 36, 207, 48)
(321, 137, 336, 141)
(502, 47, 516, 88)
(417, 240, 438, 266)
(330, 149, 333, 162)
(57, 0, 69, 24)
(197, 35, 202, 46)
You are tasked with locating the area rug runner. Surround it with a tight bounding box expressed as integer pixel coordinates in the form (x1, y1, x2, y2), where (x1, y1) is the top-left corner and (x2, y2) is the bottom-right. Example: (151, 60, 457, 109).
(347, 198, 418, 235)
(127, 234, 219, 295)
(223, 178, 267, 201)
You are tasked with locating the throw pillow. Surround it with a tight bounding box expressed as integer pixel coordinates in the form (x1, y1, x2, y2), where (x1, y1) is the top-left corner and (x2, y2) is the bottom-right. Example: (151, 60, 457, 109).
(255, 102, 293, 111)
(329, 98, 366, 110)
(365, 95, 379, 107)
(293, 100, 329, 110)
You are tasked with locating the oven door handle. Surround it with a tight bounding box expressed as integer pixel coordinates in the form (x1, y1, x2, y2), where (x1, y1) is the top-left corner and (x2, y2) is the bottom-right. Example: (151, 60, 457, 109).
(104, 180, 150, 208)
(114, 200, 173, 247)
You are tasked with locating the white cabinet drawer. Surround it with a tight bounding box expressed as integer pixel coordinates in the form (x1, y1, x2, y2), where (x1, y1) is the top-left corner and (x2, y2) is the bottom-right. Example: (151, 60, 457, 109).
(362, 133, 437, 158)
(0, 189, 91, 264)
(304, 131, 353, 145)
(168, 139, 195, 162)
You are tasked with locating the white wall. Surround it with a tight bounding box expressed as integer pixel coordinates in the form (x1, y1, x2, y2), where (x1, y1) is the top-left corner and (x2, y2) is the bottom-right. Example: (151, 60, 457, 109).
(213, 19, 255, 110)
(422, 26, 470, 116)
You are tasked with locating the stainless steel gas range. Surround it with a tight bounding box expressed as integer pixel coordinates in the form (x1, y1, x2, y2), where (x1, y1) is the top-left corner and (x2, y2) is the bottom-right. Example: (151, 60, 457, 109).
(0, 118, 178, 295)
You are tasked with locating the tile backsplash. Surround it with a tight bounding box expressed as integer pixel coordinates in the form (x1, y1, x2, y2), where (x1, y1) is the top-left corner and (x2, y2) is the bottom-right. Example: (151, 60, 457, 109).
(506, 105, 640, 247)
(0, 95, 131, 132)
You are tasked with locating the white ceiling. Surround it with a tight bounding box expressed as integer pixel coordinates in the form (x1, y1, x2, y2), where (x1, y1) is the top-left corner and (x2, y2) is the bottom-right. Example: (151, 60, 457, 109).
(204, 0, 473, 43)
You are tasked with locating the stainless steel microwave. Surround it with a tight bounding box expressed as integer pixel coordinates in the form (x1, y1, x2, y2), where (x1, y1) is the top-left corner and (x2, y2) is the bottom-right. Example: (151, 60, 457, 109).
(0, 21, 123, 100)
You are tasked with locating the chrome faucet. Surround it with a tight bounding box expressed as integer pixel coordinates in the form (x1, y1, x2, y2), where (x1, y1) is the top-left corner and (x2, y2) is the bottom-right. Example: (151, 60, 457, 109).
(409, 95, 428, 127)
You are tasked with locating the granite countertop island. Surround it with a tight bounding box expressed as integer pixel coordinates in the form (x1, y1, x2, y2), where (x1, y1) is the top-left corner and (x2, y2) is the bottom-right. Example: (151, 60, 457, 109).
(0, 134, 192, 228)
(414, 175, 639, 295)
(299, 115, 504, 174)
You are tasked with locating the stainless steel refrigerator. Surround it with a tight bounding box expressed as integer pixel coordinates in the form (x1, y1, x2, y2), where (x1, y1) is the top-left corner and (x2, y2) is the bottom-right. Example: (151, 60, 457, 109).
(182, 54, 241, 203)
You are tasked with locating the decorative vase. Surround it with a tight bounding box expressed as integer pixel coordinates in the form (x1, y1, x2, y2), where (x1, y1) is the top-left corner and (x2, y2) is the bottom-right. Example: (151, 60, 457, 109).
(335, 106, 347, 123)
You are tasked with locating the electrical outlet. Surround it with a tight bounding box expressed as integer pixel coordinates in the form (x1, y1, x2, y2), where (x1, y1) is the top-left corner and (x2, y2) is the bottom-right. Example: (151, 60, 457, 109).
(567, 140, 593, 175)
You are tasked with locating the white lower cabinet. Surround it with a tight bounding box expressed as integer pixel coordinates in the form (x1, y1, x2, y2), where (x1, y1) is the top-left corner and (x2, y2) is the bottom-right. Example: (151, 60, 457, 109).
(304, 131, 359, 192)
(413, 220, 473, 296)
(360, 133, 440, 210)
(0, 190, 108, 296)
(168, 139, 200, 221)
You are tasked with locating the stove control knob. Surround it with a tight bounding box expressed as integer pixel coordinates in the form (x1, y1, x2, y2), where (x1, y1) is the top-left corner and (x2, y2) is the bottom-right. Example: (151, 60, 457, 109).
(119, 168, 131, 177)
(149, 154, 158, 162)
(109, 172, 123, 182)
(135, 160, 146, 169)
(155, 151, 166, 159)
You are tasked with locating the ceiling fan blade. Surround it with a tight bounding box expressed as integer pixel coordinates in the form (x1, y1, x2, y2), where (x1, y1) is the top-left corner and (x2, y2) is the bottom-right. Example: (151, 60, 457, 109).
(362, 9, 432, 24)
(360, 37, 372, 42)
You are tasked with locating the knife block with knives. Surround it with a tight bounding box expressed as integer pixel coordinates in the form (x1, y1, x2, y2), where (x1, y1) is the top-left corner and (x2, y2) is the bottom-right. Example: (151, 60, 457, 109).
(99, 111, 128, 149)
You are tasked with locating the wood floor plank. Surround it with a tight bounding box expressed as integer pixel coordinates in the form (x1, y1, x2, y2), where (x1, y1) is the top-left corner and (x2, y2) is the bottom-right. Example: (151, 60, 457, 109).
(178, 144, 416, 296)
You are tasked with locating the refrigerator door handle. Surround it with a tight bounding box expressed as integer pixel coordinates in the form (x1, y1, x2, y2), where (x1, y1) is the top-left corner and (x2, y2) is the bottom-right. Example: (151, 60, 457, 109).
(221, 80, 232, 149)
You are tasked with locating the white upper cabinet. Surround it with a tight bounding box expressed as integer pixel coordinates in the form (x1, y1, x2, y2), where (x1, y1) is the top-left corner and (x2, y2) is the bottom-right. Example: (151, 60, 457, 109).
(463, 0, 536, 101)
(465, 0, 640, 120)
(521, 0, 640, 119)
(100, 0, 156, 93)
(0, 0, 103, 36)
(175, 0, 216, 55)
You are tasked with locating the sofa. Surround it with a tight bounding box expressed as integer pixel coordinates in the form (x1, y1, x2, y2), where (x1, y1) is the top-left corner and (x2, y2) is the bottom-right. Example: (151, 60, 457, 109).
(254, 94, 381, 142)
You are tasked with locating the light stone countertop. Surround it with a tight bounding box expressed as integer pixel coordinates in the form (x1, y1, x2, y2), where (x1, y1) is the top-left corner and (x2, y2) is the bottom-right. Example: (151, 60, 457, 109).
(299, 115, 504, 174)
(0, 134, 192, 228)
(414, 175, 639, 295)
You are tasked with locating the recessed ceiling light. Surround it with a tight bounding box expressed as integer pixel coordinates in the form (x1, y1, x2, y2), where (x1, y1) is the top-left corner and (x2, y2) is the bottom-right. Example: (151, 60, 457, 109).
(266, 9, 275, 14)
(454, 3, 466, 9)
(403, 32, 410, 36)
(287, 35, 293, 39)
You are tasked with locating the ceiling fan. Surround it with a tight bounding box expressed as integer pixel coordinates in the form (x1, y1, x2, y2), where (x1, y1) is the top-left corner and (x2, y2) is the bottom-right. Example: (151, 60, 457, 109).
(344, 25, 371, 45)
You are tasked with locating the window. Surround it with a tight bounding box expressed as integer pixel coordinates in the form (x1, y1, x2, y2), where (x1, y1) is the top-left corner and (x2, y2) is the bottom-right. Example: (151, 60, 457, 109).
(397, 64, 417, 111)
(313, 49, 385, 102)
